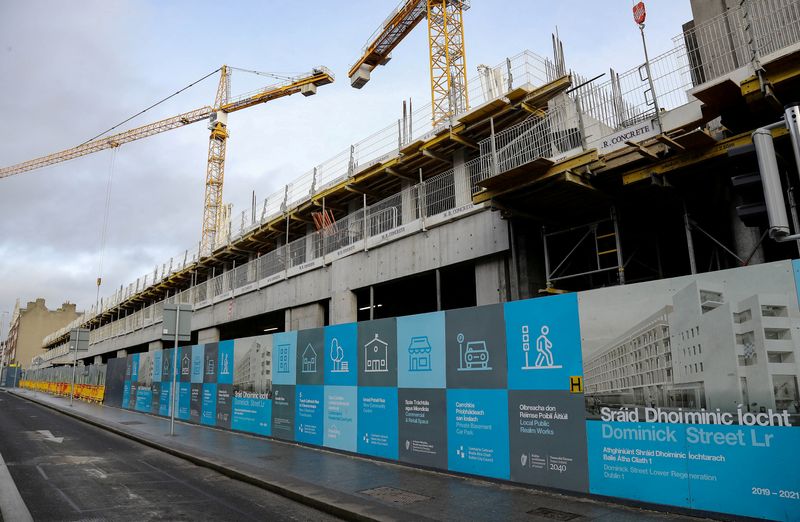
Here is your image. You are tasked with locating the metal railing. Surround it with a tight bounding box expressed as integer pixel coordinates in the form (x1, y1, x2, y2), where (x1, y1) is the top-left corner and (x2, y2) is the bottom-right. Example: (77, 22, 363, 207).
(43, 1, 800, 352)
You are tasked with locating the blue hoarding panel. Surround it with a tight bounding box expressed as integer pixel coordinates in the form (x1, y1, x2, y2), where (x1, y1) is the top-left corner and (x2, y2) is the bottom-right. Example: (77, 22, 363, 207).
(504, 293, 582, 391)
(191, 345, 204, 383)
(397, 311, 446, 389)
(295, 385, 324, 445)
(324, 323, 358, 386)
(447, 389, 510, 479)
(177, 382, 191, 420)
(272, 331, 297, 385)
(358, 387, 398, 459)
(232, 395, 272, 436)
(122, 381, 131, 409)
(152, 351, 162, 383)
(324, 385, 357, 451)
(159, 382, 172, 417)
(201, 384, 217, 426)
(217, 340, 234, 385)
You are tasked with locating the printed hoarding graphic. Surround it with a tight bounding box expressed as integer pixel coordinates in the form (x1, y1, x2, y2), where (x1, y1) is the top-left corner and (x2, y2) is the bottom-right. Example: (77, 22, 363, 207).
(159, 381, 172, 417)
(324, 323, 358, 386)
(104, 358, 127, 408)
(358, 318, 397, 387)
(231, 335, 273, 436)
(358, 386, 398, 459)
(447, 388, 510, 479)
(398, 388, 447, 469)
(178, 382, 191, 420)
(509, 390, 588, 492)
(151, 382, 161, 415)
(273, 331, 297, 385)
(191, 345, 204, 384)
(446, 304, 507, 389)
(152, 351, 162, 383)
(581, 261, 800, 520)
(295, 385, 324, 445)
(216, 384, 233, 429)
(297, 328, 324, 385)
(217, 340, 234, 385)
(397, 311, 446, 388)
(505, 293, 582, 390)
(201, 383, 217, 425)
(203, 343, 218, 384)
(324, 385, 357, 452)
(190, 383, 202, 423)
(271, 384, 295, 441)
(97, 260, 800, 522)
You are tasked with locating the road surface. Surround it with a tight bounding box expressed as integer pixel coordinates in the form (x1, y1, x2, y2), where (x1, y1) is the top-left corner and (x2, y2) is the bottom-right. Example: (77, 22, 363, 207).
(0, 390, 341, 521)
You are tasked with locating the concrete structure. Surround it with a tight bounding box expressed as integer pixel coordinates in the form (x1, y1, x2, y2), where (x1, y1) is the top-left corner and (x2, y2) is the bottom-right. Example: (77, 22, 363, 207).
(584, 281, 800, 415)
(3, 298, 80, 368)
(34, 1, 800, 374)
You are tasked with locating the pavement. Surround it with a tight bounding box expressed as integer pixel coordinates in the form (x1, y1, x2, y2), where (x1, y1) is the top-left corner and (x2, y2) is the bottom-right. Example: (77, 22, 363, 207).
(6, 387, 720, 522)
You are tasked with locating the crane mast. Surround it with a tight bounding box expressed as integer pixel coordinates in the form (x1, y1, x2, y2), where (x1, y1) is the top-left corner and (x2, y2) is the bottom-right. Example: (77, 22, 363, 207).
(348, 0, 469, 126)
(0, 66, 335, 258)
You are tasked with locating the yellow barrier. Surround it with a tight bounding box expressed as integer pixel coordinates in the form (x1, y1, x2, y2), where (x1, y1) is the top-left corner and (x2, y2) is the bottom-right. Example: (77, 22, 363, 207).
(19, 380, 105, 404)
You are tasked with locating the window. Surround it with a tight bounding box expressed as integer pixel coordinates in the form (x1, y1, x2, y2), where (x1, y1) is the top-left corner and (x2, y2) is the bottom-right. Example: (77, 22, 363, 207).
(738, 354, 758, 366)
(764, 328, 791, 341)
(767, 352, 794, 364)
(761, 305, 788, 318)
(734, 309, 752, 323)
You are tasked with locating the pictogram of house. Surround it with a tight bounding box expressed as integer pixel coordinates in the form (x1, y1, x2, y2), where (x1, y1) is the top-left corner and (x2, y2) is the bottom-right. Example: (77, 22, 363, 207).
(364, 333, 388, 373)
(302, 343, 317, 373)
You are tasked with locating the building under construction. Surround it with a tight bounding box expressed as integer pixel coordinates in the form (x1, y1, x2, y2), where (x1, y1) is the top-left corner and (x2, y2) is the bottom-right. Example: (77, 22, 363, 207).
(16, 0, 800, 368)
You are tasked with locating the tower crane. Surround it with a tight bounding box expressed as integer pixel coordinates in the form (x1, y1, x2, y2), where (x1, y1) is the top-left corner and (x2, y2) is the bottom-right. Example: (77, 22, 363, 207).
(0, 66, 335, 257)
(348, 0, 469, 126)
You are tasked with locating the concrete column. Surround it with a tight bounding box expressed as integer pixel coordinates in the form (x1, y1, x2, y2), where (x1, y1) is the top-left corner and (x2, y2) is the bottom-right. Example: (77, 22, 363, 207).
(115, 349, 127, 358)
(93, 355, 103, 365)
(475, 255, 510, 305)
(305, 223, 316, 261)
(330, 290, 358, 325)
(284, 303, 325, 331)
(197, 327, 220, 344)
(400, 181, 416, 226)
(510, 219, 546, 300)
(148, 340, 163, 352)
(730, 195, 765, 265)
(453, 148, 470, 207)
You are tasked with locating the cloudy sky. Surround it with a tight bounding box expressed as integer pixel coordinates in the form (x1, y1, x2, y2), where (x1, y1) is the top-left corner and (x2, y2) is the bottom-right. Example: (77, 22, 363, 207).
(0, 0, 693, 331)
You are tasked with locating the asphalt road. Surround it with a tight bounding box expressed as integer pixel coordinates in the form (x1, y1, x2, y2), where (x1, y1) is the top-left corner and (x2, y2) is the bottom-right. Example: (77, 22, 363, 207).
(0, 390, 342, 521)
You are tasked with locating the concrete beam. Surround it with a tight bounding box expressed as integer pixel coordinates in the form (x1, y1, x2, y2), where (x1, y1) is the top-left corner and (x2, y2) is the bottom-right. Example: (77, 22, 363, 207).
(197, 327, 220, 344)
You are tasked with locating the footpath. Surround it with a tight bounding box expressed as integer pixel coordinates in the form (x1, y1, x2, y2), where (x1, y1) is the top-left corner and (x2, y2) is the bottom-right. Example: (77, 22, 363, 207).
(8, 388, 713, 522)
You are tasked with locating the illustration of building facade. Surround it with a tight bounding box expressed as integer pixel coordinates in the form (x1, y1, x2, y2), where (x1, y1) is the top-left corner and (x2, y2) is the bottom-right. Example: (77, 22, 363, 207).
(364, 334, 388, 372)
(584, 281, 800, 415)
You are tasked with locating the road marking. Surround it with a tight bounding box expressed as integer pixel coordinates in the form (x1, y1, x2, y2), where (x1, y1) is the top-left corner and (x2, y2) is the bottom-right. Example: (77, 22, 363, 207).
(0, 451, 34, 522)
(36, 430, 64, 443)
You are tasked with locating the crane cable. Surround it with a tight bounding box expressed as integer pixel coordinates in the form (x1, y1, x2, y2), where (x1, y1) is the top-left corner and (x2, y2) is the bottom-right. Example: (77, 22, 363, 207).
(95, 147, 118, 311)
(78, 67, 222, 147)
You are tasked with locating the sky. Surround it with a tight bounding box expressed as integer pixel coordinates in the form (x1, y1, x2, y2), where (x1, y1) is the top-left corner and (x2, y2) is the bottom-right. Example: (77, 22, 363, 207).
(0, 0, 694, 334)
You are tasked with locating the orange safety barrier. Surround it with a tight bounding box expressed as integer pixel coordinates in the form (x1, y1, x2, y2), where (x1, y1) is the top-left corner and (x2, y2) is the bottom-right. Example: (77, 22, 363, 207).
(18, 381, 105, 404)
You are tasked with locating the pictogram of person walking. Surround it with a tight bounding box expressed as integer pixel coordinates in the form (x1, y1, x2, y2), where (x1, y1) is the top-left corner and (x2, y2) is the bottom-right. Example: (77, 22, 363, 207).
(535, 326, 554, 368)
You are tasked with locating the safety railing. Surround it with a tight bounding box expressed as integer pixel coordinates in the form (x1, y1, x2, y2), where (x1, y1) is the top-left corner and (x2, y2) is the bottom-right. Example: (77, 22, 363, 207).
(47, 2, 800, 350)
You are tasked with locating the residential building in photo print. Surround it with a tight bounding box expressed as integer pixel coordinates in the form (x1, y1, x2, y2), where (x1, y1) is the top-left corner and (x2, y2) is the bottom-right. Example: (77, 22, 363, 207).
(233, 336, 272, 396)
(584, 275, 800, 421)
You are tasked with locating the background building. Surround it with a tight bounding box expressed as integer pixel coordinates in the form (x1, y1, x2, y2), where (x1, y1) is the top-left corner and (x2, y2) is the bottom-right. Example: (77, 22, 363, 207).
(3, 298, 80, 369)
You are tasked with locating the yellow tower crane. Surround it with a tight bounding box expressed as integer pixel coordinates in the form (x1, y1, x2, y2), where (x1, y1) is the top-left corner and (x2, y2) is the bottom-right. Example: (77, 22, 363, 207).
(0, 66, 335, 257)
(348, 0, 469, 126)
